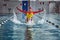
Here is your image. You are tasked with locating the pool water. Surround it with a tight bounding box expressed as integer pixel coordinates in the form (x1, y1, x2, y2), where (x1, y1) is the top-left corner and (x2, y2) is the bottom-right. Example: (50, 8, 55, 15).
(0, 13, 60, 40)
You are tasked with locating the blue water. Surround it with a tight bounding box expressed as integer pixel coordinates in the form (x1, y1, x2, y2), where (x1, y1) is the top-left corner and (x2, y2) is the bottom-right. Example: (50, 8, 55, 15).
(0, 13, 60, 40)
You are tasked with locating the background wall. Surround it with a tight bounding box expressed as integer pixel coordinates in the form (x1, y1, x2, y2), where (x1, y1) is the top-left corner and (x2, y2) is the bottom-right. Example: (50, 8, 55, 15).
(0, 0, 60, 14)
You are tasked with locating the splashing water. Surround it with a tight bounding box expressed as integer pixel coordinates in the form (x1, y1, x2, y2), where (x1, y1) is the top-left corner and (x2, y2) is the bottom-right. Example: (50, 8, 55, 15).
(38, 9, 46, 24)
(11, 9, 21, 24)
(38, 19, 45, 24)
(26, 20, 35, 26)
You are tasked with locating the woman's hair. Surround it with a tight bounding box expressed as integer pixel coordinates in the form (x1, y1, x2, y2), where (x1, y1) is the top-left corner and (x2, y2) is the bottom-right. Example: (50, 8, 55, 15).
(29, 7, 32, 9)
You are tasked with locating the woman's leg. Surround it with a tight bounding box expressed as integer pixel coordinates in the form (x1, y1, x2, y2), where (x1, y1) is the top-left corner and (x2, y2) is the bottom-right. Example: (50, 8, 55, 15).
(27, 18, 28, 22)
(25, 18, 28, 23)
(31, 17, 32, 21)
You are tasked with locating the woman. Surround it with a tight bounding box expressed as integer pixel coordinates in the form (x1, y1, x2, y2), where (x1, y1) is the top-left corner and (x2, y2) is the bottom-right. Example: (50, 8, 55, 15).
(16, 7, 43, 22)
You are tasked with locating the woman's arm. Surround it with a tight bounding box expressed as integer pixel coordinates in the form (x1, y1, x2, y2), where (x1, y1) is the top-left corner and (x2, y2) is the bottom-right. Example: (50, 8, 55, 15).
(33, 10, 43, 14)
(16, 7, 27, 13)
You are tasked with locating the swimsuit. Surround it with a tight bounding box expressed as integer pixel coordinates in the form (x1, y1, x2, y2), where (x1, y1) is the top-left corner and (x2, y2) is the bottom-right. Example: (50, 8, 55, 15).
(26, 12, 33, 19)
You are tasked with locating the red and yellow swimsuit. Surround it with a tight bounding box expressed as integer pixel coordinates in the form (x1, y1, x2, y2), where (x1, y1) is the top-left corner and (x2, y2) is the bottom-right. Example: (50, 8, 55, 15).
(26, 12, 33, 19)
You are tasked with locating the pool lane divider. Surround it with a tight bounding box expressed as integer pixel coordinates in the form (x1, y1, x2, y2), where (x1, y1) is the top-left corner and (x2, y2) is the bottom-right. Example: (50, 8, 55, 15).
(1, 22, 4, 24)
(46, 20, 59, 28)
(55, 25, 59, 28)
(1, 20, 8, 25)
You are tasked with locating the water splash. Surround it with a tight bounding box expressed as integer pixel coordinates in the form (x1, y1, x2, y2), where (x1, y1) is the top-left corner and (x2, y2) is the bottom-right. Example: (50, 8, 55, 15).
(38, 9, 46, 24)
(11, 9, 21, 24)
(26, 20, 35, 26)
(38, 19, 45, 24)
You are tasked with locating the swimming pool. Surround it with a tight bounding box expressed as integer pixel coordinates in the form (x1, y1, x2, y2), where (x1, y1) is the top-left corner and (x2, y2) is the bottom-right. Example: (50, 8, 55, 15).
(0, 13, 60, 40)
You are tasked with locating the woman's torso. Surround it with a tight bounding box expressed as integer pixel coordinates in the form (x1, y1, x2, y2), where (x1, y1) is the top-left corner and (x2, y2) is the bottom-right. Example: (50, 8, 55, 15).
(26, 12, 34, 18)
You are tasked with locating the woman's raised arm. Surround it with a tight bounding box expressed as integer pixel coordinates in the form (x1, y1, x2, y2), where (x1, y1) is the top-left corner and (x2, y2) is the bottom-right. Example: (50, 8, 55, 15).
(16, 7, 27, 13)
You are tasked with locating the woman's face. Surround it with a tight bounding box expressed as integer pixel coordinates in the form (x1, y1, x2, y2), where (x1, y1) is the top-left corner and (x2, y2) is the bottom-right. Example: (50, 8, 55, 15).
(29, 9, 32, 12)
